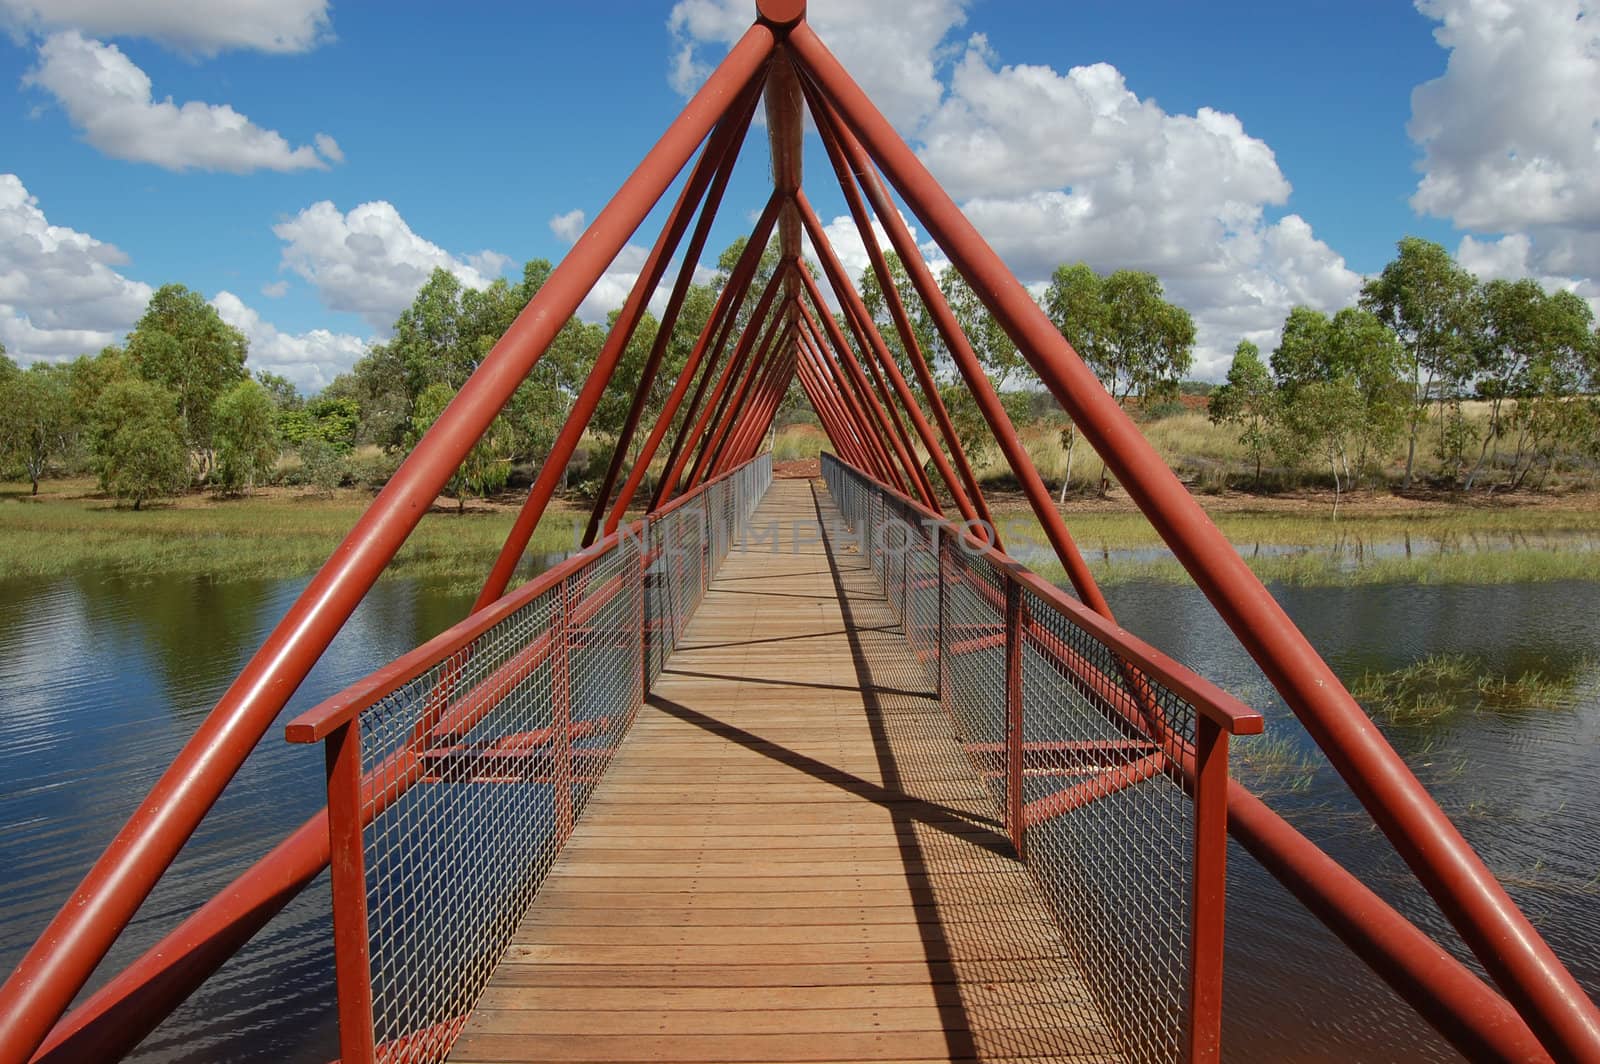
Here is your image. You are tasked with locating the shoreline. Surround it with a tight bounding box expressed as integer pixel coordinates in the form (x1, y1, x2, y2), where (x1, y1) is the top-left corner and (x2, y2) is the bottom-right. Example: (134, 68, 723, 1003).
(5, 477, 1599, 589)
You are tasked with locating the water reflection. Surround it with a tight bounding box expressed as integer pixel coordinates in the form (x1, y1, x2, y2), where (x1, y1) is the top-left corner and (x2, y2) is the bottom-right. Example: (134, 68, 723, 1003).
(0, 572, 476, 1063)
(1109, 578, 1600, 1061)
(1, 564, 1596, 1061)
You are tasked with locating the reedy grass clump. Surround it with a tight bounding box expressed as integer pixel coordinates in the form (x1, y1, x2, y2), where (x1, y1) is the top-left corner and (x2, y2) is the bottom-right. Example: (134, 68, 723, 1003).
(1351, 653, 1591, 725)
(0, 483, 580, 591)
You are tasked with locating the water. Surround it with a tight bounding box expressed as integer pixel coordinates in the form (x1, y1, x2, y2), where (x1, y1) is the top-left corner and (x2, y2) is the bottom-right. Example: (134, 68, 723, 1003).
(1, 564, 1597, 1060)
(1107, 577, 1600, 1062)
(0, 572, 479, 1062)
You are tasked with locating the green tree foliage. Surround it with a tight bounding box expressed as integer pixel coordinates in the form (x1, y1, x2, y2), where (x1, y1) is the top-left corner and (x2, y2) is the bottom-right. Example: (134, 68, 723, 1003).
(0, 363, 72, 493)
(1359, 237, 1478, 489)
(408, 382, 514, 511)
(90, 378, 189, 509)
(1267, 306, 1409, 495)
(254, 370, 301, 411)
(211, 379, 280, 494)
(1470, 280, 1597, 489)
(1045, 264, 1195, 405)
(941, 265, 1021, 385)
(124, 284, 249, 469)
(1208, 341, 1274, 482)
(278, 396, 361, 451)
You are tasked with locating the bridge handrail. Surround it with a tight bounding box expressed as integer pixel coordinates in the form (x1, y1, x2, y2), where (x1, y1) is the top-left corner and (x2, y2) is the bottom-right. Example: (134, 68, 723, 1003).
(284, 457, 765, 745)
(821, 452, 1261, 737)
(287, 453, 771, 1064)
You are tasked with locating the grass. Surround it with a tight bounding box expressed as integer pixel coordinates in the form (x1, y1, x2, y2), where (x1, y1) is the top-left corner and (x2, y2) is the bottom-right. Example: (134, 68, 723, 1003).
(0, 479, 582, 591)
(1350, 653, 1591, 725)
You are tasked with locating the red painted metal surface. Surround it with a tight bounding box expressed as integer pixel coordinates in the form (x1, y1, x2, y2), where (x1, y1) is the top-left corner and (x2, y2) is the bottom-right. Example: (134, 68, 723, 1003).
(324, 721, 376, 1064)
(0, 29, 778, 1064)
(610, 193, 782, 530)
(1188, 716, 1228, 1064)
(792, 25, 1600, 1061)
(1003, 576, 1025, 859)
(581, 85, 762, 546)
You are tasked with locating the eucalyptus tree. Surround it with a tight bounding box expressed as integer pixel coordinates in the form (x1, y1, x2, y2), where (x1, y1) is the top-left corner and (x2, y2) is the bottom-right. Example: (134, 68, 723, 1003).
(1359, 237, 1478, 489)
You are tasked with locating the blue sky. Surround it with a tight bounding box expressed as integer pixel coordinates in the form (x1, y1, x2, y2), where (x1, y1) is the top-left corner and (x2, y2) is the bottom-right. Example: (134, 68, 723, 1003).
(3, 0, 1597, 387)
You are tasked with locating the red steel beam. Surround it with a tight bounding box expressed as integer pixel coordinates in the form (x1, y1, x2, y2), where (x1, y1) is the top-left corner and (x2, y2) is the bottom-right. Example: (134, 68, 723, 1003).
(795, 290, 926, 501)
(793, 191, 945, 511)
(803, 95, 992, 535)
(797, 307, 900, 487)
(470, 84, 752, 612)
(792, 25, 1600, 1060)
(660, 262, 790, 502)
(796, 333, 872, 473)
(581, 84, 762, 546)
(797, 350, 868, 471)
(797, 267, 934, 507)
(0, 28, 778, 1064)
(611, 193, 782, 530)
(733, 343, 797, 469)
(690, 311, 792, 487)
(711, 326, 792, 476)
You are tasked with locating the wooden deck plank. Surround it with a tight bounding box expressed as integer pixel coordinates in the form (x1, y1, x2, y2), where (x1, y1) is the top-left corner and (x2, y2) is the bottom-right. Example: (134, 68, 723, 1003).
(447, 479, 1121, 1064)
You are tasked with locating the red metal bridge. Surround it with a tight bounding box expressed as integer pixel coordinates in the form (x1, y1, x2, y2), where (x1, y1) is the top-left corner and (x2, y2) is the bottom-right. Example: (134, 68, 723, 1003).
(3, 4, 1598, 1062)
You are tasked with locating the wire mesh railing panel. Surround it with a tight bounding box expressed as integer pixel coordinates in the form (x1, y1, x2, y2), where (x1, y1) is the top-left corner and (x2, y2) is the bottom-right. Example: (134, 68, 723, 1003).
(357, 577, 570, 1063)
(822, 451, 1211, 1064)
(291, 454, 769, 1063)
(1019, 583, 1197, 1064)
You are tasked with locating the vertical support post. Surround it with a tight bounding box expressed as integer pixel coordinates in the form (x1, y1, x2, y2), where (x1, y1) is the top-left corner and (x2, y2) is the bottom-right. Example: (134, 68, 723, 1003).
(935, 523, 946, 703)
(636, 530, 650, 702)
(1003, 575, 1024, 860)
(325, 720, 375, 1064)
(1189, 716, 1229, 1064)
(553, 577, 574, 844)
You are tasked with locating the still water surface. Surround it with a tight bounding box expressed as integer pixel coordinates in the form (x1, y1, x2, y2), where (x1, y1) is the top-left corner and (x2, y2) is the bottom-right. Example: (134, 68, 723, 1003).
(0, 558, 1596, 1061)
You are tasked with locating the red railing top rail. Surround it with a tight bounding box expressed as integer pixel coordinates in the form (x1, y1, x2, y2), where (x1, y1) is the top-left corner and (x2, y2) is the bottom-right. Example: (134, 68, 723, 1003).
(826, 452, 1262, 737)
(286, 455, 765, 745)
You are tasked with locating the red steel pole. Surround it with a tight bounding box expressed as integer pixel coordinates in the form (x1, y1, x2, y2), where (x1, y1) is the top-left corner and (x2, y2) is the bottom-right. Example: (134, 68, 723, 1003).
(804, 90, 994, 536)
(581, 83, 762, 546)
(796, 269, 935, 508)
(800, 112, 985, 531)
(690, 312, 791, 487)
(731, 343, 797, 469)
(795, 290, 927, 503)
(611, 194, 782, 530)
(797, 307, 902, 488)
(709, 324, 792, 477)
(797, 350, 868, 471)
(471, 84, 745, 612)
(325, 721, 376, 1064)
(792, 24, 1600, 1060)
(796, 331, 873, 474)
(0, 28, 777, 1063)
(792, 191, 948, 512)
(660, 264, 790, 502)
(797, 356, 870, 472)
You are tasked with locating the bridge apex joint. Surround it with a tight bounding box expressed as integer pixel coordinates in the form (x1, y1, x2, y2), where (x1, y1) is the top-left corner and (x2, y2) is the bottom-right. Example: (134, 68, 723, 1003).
(755, 0, 805, 30)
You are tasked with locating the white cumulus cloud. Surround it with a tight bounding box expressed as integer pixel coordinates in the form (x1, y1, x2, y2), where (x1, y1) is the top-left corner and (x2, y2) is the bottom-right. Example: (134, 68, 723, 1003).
(549, 209, 586, 244)
(273, 200, 510, 331)
(667, 0, 969, 131)
(667, 3, 1361, 377)
(0, 0, 331, 55)
(211, 291, 367, 393)
(1408, 0, 1600, 301)
(23, 31, 342, 173)
(0, 172, 152, 362)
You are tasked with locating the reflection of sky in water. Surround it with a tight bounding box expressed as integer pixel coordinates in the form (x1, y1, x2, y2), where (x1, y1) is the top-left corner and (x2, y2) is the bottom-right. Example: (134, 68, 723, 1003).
(1107, 577, 1600, 1062)
(0, 572, 478, 1063)
(1, 559, 1596, 1062)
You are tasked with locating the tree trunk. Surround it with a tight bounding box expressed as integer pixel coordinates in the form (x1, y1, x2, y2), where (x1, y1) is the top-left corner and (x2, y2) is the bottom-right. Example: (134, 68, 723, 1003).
(1058, 436, 1076, 505)
(133, 496, 143, 512)
(30, 477, 38, 496)
(1402, 431, 1418, 492)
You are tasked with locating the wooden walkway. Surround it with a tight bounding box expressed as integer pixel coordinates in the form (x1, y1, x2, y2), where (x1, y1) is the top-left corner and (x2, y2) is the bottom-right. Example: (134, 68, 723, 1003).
(450, 479, 1120, 1064)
